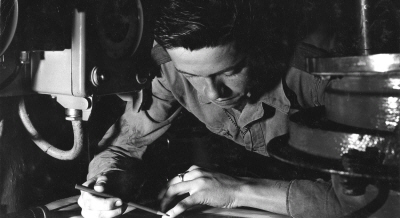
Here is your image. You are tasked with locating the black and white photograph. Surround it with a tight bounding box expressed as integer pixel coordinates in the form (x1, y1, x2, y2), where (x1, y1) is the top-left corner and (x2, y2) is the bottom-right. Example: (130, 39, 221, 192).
(0, 0, 399, 217)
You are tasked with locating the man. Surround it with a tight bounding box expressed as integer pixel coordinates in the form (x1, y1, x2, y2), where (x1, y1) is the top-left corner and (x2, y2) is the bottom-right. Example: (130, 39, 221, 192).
(78, 1, 342, 217)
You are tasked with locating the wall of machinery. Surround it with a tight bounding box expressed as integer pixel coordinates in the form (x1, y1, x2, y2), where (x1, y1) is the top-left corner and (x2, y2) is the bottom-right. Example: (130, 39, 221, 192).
(0, 0, 158, 214)
(268, 0, 400, 216)
(0, 0, 158, 160)
(0, 0, 400, 217)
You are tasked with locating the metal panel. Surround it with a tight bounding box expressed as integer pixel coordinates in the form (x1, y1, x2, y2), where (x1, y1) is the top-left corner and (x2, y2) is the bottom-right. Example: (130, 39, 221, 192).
(31, 50, 72, 96)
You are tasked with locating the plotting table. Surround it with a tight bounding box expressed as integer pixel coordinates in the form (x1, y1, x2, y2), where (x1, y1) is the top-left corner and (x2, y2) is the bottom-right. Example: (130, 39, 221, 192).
(45, 195, 289, 218)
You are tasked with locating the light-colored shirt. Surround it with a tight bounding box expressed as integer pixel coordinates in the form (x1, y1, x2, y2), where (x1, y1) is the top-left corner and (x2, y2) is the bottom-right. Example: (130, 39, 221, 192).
(88, 43, 343, 218)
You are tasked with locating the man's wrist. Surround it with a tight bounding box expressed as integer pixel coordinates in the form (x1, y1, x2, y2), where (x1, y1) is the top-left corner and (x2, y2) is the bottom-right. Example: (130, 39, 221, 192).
(234, 177, 253, 208)
(235, 178, 290, 215)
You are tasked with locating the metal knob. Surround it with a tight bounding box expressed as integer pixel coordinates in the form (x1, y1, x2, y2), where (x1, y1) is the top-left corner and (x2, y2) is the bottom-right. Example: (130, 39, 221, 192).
(136, 73, 148, 85)
(91, 66, 107, 87)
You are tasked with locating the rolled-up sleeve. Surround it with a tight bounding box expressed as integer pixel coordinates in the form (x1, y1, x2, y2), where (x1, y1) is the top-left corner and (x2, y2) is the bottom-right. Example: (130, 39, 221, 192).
(284, 42, 333, 109)
(284, 67, 330, 109)
(88, 72, 182, 179)
(287, 178, 342, 218)
(287, 174, 380, 218)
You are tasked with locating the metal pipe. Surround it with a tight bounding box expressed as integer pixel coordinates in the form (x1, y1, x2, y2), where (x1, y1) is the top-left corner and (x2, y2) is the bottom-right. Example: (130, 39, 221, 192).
(18, 97, 84, 160)
(358, 0, 371, 55)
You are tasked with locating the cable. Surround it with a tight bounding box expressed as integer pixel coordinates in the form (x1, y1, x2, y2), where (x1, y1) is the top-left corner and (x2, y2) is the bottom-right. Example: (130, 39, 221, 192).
(18, 97, 85, 160)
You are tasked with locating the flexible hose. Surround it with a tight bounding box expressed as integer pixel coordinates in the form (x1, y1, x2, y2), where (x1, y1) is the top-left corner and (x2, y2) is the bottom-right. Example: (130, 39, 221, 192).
(18, 97, 84, 160)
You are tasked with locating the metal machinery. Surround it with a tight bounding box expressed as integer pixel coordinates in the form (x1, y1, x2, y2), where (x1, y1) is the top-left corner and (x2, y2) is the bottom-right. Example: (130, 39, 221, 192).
(0, 0, 157, 160)
(268, 0, 400, 217)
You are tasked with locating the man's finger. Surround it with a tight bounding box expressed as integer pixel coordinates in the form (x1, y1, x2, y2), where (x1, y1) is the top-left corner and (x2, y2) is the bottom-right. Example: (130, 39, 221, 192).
(78, 191, 122, 211)
(157, 178, 180, 201)
(82, 172, 108, 188)
(82, 177, 98, 187)
(187, 165, 201, 171)
(165, 194, 201, 218)
(160, 181, 195, 211)
(81, 207, 124, 218)
(169, 170, 196, 185)
(158, 169, 198, 200)
(93, 175, 108, 192)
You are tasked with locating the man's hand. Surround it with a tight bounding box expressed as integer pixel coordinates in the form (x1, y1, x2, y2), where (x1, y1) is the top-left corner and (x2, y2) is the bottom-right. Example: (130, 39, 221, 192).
(158, 165, 246, 218)
(78, 171, 133, 218)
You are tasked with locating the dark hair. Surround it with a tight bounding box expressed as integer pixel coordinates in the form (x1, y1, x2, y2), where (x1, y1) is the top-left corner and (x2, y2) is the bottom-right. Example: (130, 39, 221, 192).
(154, 0, 291, 93)
(155, 0, 250, 51)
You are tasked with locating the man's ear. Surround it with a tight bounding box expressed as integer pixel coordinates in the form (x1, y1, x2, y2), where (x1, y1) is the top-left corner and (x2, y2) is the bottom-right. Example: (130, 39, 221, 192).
(151, 43, 172, 66)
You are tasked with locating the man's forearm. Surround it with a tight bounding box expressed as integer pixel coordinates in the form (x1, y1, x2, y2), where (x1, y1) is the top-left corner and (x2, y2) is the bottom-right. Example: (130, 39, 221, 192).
(87, 145, 145, 179)
(236, 178, 290, 215)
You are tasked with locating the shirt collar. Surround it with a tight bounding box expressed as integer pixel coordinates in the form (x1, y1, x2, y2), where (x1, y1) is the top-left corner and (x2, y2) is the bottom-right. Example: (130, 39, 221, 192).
(197, 80, 290, 126)
(237, 80, 290, 127)
(198, 93, 212, 105)
(257, 80, 290, 114)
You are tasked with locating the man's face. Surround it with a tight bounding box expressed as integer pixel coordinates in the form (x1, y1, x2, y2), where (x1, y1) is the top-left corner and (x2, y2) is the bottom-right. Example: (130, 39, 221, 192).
(167, 43, 252, 109)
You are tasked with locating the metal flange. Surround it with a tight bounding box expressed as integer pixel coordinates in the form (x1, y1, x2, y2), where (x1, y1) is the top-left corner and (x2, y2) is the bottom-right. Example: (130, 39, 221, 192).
(267, 107, 400, 182)
(308, 54, 400, 76)
(325, 73, 400, 132)
(308, 53, 400, 131)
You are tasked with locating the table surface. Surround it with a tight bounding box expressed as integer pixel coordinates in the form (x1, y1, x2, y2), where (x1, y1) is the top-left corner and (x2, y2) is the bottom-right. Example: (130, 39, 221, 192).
(45, 195, 289, 218)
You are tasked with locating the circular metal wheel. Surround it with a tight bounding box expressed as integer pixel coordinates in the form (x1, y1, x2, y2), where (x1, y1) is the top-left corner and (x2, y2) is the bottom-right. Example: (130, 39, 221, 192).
(96, 0, 144, 59)
(267, 107, 400, 182)
(309, 54, 400, 132)
(0, 0, 18, 56)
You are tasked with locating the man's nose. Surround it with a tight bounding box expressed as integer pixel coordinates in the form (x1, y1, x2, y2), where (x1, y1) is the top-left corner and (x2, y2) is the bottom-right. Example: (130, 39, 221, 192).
(203, 77, 223, 100)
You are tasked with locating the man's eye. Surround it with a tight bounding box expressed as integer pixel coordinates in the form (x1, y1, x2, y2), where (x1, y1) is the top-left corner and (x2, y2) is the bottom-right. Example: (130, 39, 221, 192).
(183, 74, 201, 80)
(184, 74, 195, 78)
(224, 61, 246, 77)
(224, 70, 240, 77)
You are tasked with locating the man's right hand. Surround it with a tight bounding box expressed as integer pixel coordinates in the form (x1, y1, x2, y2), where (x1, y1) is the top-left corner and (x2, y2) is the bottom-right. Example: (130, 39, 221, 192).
(77, 171, 129, 218)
